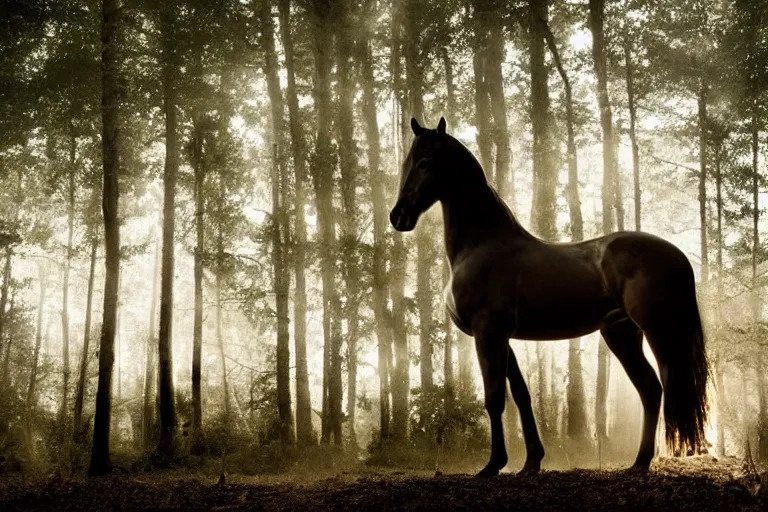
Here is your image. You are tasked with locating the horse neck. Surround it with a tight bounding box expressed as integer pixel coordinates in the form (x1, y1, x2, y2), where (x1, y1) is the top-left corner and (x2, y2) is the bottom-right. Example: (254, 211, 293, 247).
(440, 174, 530, 264)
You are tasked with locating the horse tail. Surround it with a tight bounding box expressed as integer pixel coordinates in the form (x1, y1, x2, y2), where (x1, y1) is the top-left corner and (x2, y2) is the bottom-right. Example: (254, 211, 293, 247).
(654, 296, 709, 454)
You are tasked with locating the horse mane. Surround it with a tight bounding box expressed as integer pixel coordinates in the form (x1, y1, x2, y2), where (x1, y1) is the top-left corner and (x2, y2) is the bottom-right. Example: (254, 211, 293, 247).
(444, 133, 533, 239)
(444, 134, 488, 186)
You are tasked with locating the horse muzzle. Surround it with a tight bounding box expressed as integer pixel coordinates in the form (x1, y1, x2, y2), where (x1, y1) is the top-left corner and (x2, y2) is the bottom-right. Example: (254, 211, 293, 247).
(390, 202, 417, 232)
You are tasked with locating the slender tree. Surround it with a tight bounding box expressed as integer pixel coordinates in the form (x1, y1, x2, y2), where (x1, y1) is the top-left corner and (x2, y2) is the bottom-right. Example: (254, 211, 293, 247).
(60, 135, 75, 427)
(623, 36, 641, 231)
(259, 0, 294, 447)
(307, 0, 342, 445)
(336, 0, 361, 446)
(277, 0, 313, 446)
(190, 119, 206, 450)
(214, 165, 232, 423)
(359, 0, 392, 442)
(155, 0, 179, 462)
(390, 0, 410, 442)
(89, 0, 121, 476)
(485, 5, 512, 202)
(529, 0, 557, 241)
(73, 235, 98, 439)
(471, 1, 494, 178)
(698, 83, 708, 283)
(143, 238, 160, 450)
(270, 141, 294, 447)
(27, 264, 46, 416)
(0, 250, 10, 379)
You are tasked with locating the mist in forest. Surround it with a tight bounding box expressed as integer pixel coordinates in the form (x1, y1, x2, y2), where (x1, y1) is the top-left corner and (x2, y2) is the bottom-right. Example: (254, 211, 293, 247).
(1, 0, 768, 506)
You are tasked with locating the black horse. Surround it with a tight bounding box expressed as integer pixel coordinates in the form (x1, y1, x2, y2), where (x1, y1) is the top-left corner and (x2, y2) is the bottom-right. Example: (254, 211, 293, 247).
(390, 117, 709, 477)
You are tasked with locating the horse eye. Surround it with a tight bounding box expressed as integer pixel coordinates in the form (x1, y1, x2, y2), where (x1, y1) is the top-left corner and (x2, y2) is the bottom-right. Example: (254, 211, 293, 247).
(416, 158, 430, 171)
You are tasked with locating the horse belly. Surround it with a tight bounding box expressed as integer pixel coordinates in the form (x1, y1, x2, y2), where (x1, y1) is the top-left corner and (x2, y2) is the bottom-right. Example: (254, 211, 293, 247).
(512, 318, 601, 341)
(510, 294, 610, 341)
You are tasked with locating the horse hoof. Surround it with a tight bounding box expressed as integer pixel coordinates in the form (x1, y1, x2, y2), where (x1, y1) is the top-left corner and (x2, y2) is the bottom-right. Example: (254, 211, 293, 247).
(625, 464, 650, 475)
(518, 460, 541, 476)
(475, 458, 506, 478)
(475, 466, 500, 478)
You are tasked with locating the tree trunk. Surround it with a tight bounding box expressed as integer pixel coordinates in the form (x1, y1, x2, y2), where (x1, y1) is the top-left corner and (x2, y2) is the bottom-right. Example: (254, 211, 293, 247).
(260, 1, 293, 449)
(270, 141, 293, 447)
(277, 0, 312, 447)
(24, 264, 45, 457)
(416, 233, 434, 396)
(714, 141, 725, 457)
(589, 0, 614, 448)
(61, 132, 76, 427)
(73, 237, 97, 439)
(715, 365, 726, 457)
(589, 0, 616, 235)
(715, 142, 723, 290)
(0, 249, 10, 382)
(390, 0, 410, 443)
(336, 2, 360, 447)
(471, 4, 494, 180)
(751, 113, 759, 322)
(2, 292, 14, 383)
(89, 0, 120, 476)
(359, 8, 392, 442)
(190, 120, 205, 450)
(155, 1, 178, 462)
(757, 357, 768, 462)
(566, 337, 589, 442)
(143, 238, 160, 451)
(624, 39, 641, 231)
(329, 294, 344, 446)
(486, 25, 512, 203)
(27, 264, 46, 413)
(308, 0, 341, 445)
(216, 267, 231, 422)
(457, 333, 474, 398)
(698, 84, 708, 283)
(529, 0, 557, 241)
(115, 272, 122, 404)
(613, 132, 625, 232)
(536, 342, 549, 438)
(390, 227, 409, 442)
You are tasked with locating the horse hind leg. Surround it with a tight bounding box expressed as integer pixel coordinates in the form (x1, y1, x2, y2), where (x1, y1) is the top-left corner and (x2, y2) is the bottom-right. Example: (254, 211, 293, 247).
(601, 314, 662, 470)
(507, 344, 545, 474)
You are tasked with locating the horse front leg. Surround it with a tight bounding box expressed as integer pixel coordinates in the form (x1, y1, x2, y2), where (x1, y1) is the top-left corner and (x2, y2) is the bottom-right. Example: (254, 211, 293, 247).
(474, 328, 509, 478)
(506, 344, 545, 474)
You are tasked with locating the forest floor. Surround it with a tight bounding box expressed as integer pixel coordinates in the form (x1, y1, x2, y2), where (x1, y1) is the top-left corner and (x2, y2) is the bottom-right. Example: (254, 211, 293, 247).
(0, 456, 766, 511)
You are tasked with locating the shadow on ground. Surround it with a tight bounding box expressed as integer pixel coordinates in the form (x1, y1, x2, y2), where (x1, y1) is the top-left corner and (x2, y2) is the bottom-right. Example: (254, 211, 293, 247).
(0, 457, 764, 511)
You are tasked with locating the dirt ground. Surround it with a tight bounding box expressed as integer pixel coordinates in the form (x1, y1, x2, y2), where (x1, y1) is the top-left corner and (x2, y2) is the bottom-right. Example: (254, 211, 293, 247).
(0, 456, 765, 511)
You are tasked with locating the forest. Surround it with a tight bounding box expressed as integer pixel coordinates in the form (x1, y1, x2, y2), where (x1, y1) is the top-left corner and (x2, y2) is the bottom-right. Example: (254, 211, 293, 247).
(1, 0, 768, 509)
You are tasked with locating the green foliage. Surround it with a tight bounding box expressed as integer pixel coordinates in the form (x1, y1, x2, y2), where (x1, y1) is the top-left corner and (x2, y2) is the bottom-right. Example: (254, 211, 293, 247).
(409, 386, 488, 452)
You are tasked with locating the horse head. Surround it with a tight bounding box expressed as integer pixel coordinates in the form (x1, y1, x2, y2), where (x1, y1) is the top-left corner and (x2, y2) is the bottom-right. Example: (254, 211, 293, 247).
(390, 117, 448, 232)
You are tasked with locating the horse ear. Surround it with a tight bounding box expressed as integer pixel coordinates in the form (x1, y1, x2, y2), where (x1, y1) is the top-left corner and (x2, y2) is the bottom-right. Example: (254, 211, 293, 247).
(411, 117, 425, 136)
(437, 117, 446, 135)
